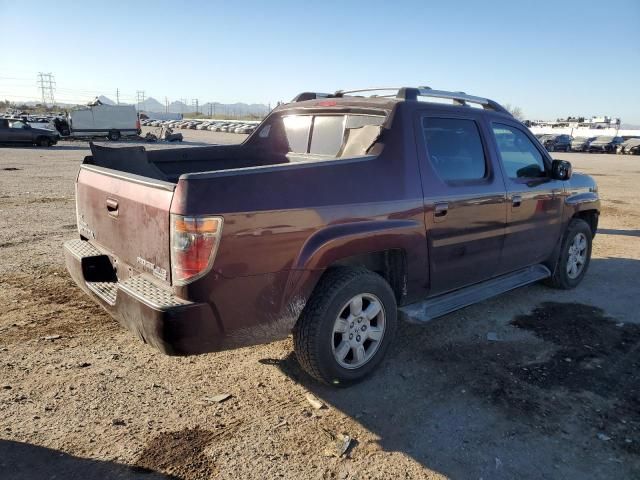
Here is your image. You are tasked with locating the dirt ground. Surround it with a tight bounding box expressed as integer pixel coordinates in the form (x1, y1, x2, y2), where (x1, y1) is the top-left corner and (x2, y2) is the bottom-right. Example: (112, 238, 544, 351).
(0, 129, 638, 480)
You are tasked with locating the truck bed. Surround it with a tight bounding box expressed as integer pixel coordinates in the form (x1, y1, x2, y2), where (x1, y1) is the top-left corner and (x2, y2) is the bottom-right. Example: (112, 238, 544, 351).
(86, 143, 289, 183)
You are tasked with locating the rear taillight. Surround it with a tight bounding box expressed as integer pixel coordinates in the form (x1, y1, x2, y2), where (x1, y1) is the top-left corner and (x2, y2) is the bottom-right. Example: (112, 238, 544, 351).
(170, 215, 223, 285)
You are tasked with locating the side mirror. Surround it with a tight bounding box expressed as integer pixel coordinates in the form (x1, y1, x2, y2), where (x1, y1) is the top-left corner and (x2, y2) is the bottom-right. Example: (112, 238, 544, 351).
(551, 159, 572, 181)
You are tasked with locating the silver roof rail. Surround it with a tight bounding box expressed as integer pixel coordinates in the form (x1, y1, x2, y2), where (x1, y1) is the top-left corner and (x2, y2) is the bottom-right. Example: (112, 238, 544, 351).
(291, 87, 511, 116)
(404, 87, 511, 115)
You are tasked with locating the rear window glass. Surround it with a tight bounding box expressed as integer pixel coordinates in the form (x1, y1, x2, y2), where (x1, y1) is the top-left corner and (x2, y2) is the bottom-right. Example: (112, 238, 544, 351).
(310, 116, 345, 156)
(422, 118, 486, 181)
(282, 115, 312, 153)
(276, 114, 384, 157)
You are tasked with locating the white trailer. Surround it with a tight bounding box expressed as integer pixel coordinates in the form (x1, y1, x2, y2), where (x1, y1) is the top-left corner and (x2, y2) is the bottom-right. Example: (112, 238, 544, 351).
(67, 105, 140, 140)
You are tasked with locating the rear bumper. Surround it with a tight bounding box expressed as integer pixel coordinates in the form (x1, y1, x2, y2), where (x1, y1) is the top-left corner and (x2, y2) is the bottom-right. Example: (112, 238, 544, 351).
(64, 239, 222, 355)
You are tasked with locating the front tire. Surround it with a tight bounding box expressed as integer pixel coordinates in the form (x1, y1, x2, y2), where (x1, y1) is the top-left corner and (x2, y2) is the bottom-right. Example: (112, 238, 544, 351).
(293, 267, 397, 386)
(546, 218, 592, 289)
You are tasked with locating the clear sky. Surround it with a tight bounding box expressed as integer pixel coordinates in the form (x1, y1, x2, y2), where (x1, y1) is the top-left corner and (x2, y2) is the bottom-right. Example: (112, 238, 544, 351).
(1, 0, 639, 122)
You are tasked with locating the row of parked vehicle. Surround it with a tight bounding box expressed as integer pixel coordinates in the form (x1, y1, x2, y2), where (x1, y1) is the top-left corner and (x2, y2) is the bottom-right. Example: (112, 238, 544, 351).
(534, 133, 640, 155)
(141, 119, 258, 134)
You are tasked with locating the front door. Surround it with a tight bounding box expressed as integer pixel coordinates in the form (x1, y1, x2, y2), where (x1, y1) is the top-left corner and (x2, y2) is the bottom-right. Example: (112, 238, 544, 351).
(490, 122, 564, 274)
(416, 113, 507, 296)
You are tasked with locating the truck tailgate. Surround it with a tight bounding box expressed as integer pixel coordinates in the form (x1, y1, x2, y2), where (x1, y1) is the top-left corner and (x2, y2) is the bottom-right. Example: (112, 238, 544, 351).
(76, 165, 175, 284)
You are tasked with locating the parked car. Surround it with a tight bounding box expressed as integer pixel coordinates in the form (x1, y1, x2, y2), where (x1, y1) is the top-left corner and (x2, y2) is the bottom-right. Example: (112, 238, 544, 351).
(570, 136, 596, 152)
(0, 118, 59, 146)
(618, 138, 640, 155)
(541, 134, 572, 152)
(588, 136, 624, 153)
(65, 86, 599, 386)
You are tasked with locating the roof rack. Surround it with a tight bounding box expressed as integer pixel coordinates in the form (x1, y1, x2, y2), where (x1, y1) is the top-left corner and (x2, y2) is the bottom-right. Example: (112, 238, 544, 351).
(291, 87, 511, 116)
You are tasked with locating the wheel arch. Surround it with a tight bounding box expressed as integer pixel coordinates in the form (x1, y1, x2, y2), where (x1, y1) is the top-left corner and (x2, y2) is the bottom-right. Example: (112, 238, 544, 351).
(290, 220, 424, 305)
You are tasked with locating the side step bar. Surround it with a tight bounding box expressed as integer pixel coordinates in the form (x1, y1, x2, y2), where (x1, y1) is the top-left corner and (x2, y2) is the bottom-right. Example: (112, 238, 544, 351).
(399, 264, 551, 323)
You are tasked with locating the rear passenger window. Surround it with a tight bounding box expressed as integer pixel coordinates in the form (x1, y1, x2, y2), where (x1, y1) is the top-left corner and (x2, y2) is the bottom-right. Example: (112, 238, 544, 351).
(422, 118, 487, 181)
(492, 124, 546, 179)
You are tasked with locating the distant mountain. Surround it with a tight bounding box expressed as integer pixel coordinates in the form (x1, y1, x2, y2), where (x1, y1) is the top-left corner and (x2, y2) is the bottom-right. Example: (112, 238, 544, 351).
(12, 94, 270, 117)
(97, 95, 115, 105)
(136, 97, 164, 112)
(621, 123, 640, 129)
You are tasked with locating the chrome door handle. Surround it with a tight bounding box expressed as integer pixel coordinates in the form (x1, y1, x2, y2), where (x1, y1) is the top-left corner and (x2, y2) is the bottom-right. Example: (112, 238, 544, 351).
(512, 195, 522, 208)
(434, 202, 449, 221)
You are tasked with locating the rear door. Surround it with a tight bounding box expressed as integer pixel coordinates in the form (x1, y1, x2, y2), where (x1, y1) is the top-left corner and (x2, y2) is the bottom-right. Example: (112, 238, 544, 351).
(489, 122, 564, 273)
(416, 111, 507, 295)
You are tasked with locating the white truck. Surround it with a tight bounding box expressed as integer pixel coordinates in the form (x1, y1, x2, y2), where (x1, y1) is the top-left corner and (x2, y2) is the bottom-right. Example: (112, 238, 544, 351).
(59, 105, 140, 140)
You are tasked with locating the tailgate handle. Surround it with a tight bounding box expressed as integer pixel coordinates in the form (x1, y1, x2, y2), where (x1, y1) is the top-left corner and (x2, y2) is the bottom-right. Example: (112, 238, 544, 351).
(106, 198, 119, 217)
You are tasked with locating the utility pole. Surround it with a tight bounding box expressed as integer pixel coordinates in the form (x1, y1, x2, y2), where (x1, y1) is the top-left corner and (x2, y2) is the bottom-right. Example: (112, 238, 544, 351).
(165, 97, 168, 114)
(37, 73, 56, 106)
(136, 90, 145, 112)
(116, 89, 120, 105)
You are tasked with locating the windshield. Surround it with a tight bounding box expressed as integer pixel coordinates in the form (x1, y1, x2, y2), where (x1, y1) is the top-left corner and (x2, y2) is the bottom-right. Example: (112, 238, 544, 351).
(595, 136, 613, 142)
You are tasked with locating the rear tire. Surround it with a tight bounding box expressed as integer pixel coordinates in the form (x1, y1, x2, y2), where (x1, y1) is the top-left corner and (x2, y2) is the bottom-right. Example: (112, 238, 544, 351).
(37, 137, 51, 147)
(293, 267, 397, 387)
(107, 131, 121, 141)
(546, 218, 592, 289)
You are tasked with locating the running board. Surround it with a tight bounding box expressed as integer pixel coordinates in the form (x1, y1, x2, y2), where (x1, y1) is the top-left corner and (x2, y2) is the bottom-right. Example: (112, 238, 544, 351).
(399, 264, 551, 323)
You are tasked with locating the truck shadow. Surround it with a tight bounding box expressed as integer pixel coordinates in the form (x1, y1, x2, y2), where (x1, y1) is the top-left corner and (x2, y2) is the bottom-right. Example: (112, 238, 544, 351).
(598, 228, 640, 237)
(0, 439, 176, 480)
(263, 257, 640, 479)
(0, 145, 90, 151)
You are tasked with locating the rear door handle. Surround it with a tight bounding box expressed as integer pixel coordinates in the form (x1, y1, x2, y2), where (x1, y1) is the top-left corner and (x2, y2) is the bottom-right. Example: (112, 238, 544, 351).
(106, 198, 119, 217)
(512, 195, 522, 208)
(434, 202, 449, 222)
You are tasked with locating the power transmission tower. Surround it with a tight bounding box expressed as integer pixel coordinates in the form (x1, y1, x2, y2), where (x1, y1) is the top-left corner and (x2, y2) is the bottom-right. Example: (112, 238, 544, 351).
(116, 89, 120, 105)
(37, 73, 56, 106)
(192, 99, 199, 115)
(180, 98, 187, 114)
(136, 90, 145, 112)
(165, 97, 169, 114)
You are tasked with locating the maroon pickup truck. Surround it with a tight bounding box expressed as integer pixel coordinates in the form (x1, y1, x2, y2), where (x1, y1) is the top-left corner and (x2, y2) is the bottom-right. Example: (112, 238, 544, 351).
(64, 87, 600, 386)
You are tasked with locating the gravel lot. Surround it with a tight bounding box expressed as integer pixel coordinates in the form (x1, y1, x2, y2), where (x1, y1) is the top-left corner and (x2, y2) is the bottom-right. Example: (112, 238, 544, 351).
(1, 129, 639, 480)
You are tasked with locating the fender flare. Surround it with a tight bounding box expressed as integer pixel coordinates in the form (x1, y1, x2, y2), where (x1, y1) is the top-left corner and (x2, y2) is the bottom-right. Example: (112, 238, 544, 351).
(293, 219, 424, 271)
